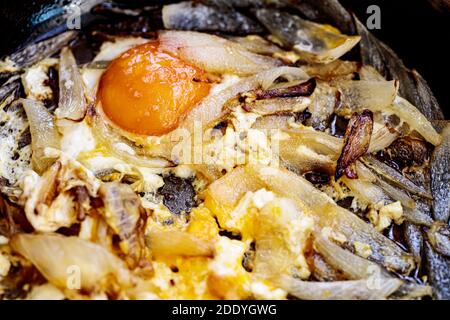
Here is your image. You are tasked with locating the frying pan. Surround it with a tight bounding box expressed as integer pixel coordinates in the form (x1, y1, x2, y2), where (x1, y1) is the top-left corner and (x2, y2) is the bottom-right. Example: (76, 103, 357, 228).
(0, 0, 449, 300)
(0, 0, 448, 116)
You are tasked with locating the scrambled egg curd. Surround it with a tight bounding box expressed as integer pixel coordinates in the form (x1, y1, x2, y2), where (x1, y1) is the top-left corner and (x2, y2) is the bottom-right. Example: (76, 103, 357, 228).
(139, 191, 314, 300)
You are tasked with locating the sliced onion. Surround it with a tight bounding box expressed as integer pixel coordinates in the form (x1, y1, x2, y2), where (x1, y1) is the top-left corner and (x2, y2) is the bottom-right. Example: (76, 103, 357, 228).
(229, 35, 283, 56)
(336, 80, 398, 115)
(309, 253, 343, 281)
(21, 99, 61, 174)
(283, 128, 343, 156)
(255, 9, 360, 64)
(277, 275, 402, 300)
(180, 66, 309, 130)
(314, 234, 389, 280)
(342, 176, 387, 205)
(356, 162, 416, 209)
(303, 60, 360, 81)
(99, 182, 148, 269)
(241, 96, 310, 116)
(205, 166, 264, 217)
(368, 122, 399, 153)
(159, 30, 282, 76)
(358, 65, 385, 81)
(388, 96, 441, 146)
(148, 229, 214, 257)
(309, 82, 338, 130)
(55, 47, 87, 121)
(361, 155, 432, 199)
(252, 114, 293, 130)
(10, 233, 133, 291)
(358, 66, 440, 146)
(280, 139, 336, 176)
(244, 165, 414, 274)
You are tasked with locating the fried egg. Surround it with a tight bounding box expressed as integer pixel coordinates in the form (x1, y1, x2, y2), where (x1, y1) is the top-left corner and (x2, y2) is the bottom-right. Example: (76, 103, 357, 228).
(49, 37, 253, 200)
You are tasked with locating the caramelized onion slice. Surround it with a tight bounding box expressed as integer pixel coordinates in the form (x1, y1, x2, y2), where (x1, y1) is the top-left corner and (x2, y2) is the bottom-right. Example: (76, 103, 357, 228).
(159, 30, 282, 76)
(21, 99, 61, 174)
(10, 233, 133, 291)
(336, 110, 373, 180)
(249, 78, 316, 99)
(336, 80, 398, 115)
(314, 234, 389, 280)
(277, 275, 402, 300)
(56, 47, 87, 121)
(99, 182, 149, 269)
(388, 96, 441, 146)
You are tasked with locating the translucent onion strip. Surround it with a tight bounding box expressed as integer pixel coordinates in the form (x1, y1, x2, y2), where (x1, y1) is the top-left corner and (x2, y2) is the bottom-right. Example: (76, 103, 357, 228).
(56, 47, 88, 121)
(159, 30, 282, 76)
(277, 275, 402, 300)
(21, 99, 61, 174)
(11, 233, 133, 291)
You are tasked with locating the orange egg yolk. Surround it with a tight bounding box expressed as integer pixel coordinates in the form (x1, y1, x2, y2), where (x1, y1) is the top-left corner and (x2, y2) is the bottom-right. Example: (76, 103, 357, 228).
(97, 42, 211, 136)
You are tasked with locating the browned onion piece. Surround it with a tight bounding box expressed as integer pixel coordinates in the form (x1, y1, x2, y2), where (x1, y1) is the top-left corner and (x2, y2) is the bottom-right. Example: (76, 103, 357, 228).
(249, 78, 316, 100)
(21, 99, 61, 174)
(277, 275, 402, 300)
(240, 96, 310, 115)
(335, 110, 373, 180)
(314, 233, 389, 280)
(56, 47, 87, 121)
(10, 233, 133, 291)
(279, 132, 337, 176)
(98, 182, 150, 270)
